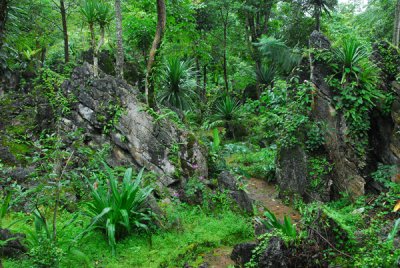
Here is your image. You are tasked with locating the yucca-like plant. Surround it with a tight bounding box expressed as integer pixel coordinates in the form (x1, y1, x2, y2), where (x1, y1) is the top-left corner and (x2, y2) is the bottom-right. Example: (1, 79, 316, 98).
(95, 1, 113, 28)
(157, 57, 197, 111)
(80, 0, 97, 26)
(81, 0, 112, 77)
(85, 166, 153, 254)
(209, 95, 242, 139)
(332, 39, 368, 83)
(256, 64, 276, 88)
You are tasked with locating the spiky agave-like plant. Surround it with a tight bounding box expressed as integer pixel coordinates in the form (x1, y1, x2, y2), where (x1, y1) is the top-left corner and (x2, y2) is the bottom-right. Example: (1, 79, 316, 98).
(157, 57, 197, 111)
(332, 38, 368, 83)
(85, 166, 153, 255)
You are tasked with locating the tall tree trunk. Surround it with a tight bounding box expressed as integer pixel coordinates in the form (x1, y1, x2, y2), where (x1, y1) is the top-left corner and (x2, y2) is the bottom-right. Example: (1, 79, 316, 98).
(244, 1, 274, 99)
(115, 0, 124, 78)
(89, 23, 97, 76)
(0, 0, 8, 48)
(203, 64, 207, 101)
(315, 4, 321, 31)
(223, 22, 229, 92)
(145, 0, 166, 108)
(195, 56, 201, 97)
(393, 0, 400, 47)
(94, 26, 105, 77)
(60, 0, 69, 63)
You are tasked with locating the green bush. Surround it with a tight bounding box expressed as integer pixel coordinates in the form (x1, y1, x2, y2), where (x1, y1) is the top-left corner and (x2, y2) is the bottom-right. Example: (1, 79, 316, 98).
(227, 146, 276, 181)
(85, 166, 154, 254)
(157, 57, 197, 111)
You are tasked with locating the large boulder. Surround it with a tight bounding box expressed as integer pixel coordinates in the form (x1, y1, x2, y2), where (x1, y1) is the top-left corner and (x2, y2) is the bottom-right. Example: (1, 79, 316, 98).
(275, 145, 308, 196)
(258, 237, 289, 268)
(230, 242, 257, 267)
(61, 63, 208, 195)
(0, 228, 27, 258)
(217, 171, 253, 213)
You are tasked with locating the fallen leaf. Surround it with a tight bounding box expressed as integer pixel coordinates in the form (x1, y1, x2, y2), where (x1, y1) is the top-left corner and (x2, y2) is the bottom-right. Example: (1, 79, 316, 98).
(393, 200, 400, 212)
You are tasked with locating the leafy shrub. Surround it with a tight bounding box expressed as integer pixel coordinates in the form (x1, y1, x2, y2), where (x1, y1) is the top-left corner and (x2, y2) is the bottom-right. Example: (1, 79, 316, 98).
(308, 157, 333, 191)
(85, 166, 154, 254)
(329, 38, 386, 161)
(227, 147, 276, 181)
(208, 95, 244, 139)
(371, 164, 398, 189)
(305, 122, 326, 151)
(26, 210, 77, 268)
(332, 39, 368, 83)
(157, 57, 197, 111)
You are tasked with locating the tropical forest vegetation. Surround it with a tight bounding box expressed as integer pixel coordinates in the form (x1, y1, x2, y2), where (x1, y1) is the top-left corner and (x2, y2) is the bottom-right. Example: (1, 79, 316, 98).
(1, 0, 400, 267)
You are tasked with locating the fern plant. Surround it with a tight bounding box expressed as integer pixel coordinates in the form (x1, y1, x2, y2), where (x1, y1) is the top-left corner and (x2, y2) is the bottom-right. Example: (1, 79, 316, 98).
(255, 36, 301, 74)
(85, 166, 153, 254)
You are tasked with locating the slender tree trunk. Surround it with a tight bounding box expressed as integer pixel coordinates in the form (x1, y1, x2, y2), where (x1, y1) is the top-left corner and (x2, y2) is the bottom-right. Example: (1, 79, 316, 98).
(222, 22, 229, 92)
(203, 64, 207, 101)
(315, 4, 321, 31)
(40, 47, 46, 66)
(145, 0, 166, 108)
(60, 0, 69, 63)
(393, 0, 400, 47)
(195, 56, 201, 97)
(89, 23, 97, 76)
(0, 0, 8, 49)
(115, 0, 124, 78)
(94, 26, 105, 77)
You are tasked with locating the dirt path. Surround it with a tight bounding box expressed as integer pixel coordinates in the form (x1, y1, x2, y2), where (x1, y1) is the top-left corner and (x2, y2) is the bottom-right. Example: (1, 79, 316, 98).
(202, 177, 300, 268)
(246, 178, 300, 221)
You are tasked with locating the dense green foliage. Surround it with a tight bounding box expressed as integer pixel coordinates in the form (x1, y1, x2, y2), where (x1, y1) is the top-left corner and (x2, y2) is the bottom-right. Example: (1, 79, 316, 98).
(1, 0, 400, 267)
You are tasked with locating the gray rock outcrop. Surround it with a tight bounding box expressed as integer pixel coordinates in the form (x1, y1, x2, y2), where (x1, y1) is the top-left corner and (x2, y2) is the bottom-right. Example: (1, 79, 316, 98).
(275, 145, 308, 196)
(309, 31, 366, 197)
(61, 63, 208, 194)
(218, 171, 253, 213)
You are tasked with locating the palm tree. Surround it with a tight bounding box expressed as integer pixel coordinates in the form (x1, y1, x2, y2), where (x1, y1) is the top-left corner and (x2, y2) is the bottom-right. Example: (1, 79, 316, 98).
(158, 58, 197, 111)
(313, 0, 337, 31)
(81, 0, 112, 76)
(81, 0, 97, 71)
(294, 0, 337, 31)
(94, 1, 113, 77)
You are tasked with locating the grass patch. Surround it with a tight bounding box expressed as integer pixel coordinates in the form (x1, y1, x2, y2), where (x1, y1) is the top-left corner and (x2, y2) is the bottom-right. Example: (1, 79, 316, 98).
(4, 204, 252, 267)
(226, 144, 276, 181)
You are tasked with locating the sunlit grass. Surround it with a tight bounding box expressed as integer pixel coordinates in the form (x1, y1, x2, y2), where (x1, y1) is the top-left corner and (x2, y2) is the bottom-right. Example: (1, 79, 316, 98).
(4, 204, 252, 267)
